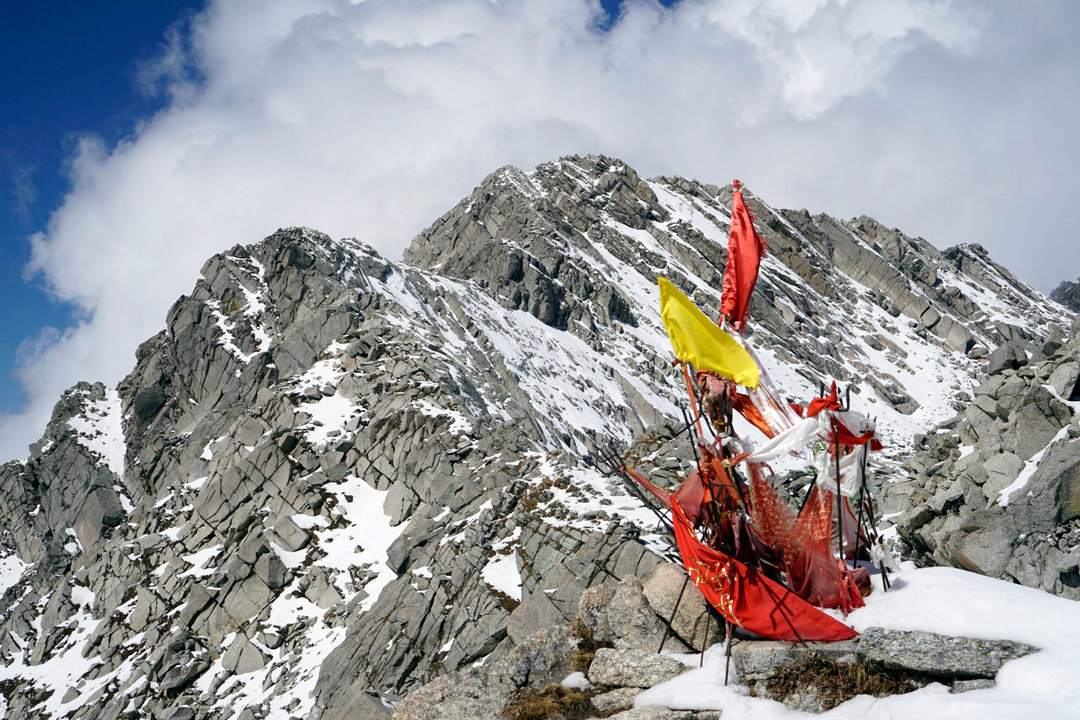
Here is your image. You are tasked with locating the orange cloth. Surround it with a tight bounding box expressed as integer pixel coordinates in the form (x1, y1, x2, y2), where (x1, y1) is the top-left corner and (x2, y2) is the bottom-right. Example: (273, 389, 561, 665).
(734, 392, 776, 439)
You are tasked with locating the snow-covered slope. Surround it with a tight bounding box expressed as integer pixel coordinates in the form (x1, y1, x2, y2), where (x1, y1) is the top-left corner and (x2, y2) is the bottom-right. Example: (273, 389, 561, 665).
(640, 564, 1080, 720)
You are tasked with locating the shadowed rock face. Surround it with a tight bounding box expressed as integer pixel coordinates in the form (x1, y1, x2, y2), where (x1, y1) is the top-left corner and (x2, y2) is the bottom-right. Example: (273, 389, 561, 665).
(1051, 277, 1080, 313)
(0, 156, 1071, 720)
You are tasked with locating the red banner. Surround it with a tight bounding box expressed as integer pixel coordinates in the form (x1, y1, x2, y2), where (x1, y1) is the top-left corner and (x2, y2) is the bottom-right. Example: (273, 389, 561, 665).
(720, 181, 767, 332)
(670, 497, 858, 642)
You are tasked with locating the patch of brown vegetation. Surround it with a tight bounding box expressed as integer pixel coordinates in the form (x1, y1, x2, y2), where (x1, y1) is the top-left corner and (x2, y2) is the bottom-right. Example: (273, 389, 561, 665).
(500, 683, 633, 720)
(570, 619, 613, 673)
(754, 651, 934, 711)
(500, 684, 591, 720)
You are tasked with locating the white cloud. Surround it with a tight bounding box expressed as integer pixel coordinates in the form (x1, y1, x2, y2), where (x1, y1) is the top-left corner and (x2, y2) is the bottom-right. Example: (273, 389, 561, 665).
(646, 0, 981, 123)
(2, 0, 1077, 461)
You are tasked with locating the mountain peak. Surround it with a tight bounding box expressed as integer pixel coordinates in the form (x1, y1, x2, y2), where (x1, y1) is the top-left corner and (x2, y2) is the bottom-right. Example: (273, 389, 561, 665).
(0, 157, 1073, 719)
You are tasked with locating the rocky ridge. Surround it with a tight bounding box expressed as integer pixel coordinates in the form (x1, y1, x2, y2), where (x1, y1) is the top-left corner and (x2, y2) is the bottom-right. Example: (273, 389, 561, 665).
(890, 321, 1080, 596)
(0, 155, 1070, 719)
(1051, 277, 1080, 313)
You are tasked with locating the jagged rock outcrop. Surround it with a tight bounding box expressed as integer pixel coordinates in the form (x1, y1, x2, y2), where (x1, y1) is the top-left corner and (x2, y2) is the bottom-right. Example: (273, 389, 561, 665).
(405, 157, 1069, 431)
(0, 222, 680, 720)
(1052, 277, 1080, 313)
(0, 155, 1071, 720)
(0, 382, 126, 572)
(890, 324, 1080, 596)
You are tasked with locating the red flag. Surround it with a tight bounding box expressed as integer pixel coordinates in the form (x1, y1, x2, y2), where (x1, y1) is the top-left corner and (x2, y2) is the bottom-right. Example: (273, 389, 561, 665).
(670, 497, 858, 642)
(806, 381, 840, 417)
(720, 180, 767, 332)
(806, 382, 884, 450)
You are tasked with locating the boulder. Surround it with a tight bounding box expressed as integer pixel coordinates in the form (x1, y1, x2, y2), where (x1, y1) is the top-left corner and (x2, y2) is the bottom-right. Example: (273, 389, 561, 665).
(586, 648, 691, 688)
(577, 584, 617, 645)
(158, 706, 196, 720)
(492, 623, 579, 690)
(507, 590, 564, 646)
(986, 341, 1027, 376)
(944, 509, 1017, 577)
(221, 635, 268, 675)
(856, 627, 1037, 678)
(590, 687, 641, 714)
(1049, 362, 1080, 400)
(1003, 386, 1073, 460)
(982, 452, 1025, 503)
(75, 486, 126, 550)
(384, 481, 419, 527)
(254, 552, 287, 589)
(641, 563, 721, 652)
(608, 576, 688, 653)
(1008, 437, 1080, 534)
(1035, 324, 1068, 359)
(391, 669, 506, 720)
(272, 515, 310, 552)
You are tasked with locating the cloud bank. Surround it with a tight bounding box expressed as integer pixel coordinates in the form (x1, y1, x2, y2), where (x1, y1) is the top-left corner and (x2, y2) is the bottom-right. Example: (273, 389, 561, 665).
(4, 0, 1078, 461)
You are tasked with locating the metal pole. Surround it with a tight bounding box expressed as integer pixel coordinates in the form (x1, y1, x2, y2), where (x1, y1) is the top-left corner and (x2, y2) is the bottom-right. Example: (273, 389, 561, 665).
(832, 418, 845, 566)
(723, 618, 733, 681)
(658, 574, 691, 654)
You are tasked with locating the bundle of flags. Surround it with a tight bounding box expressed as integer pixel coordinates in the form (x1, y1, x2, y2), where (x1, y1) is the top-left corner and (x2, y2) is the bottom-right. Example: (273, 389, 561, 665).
(630, 181, 889, 643)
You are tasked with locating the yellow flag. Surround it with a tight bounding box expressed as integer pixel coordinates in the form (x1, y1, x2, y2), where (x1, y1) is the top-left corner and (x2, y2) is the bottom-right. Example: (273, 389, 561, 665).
(658, 277, 760, 389)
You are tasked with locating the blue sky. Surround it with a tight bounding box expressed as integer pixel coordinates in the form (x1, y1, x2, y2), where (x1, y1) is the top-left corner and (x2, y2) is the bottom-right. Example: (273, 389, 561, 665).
(1, 0, 1078, 461)
(0, 0, 656, 413)
(1, 1, 201, 408)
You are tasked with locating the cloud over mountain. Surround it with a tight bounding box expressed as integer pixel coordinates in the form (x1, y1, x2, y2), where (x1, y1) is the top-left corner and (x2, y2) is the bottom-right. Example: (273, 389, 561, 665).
(5, 0, 1078, 462)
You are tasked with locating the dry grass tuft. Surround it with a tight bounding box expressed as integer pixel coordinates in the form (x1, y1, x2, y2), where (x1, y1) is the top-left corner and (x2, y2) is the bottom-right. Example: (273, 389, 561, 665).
(569, 619, 613, 673)
(756, 651, 934, 711)
(500, 684, 591, 720)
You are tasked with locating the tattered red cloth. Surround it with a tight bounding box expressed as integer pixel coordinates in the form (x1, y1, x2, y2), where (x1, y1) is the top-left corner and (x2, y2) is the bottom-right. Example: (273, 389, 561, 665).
(747, 467, 870, 615)
(627, 447, 740, 527)
(806, 381, 841, 417)
(670, 497, 858, 642)
(805, 382, 883, 450)
(747, 462, 807, 559)
(720, 181, 767, 333)
(785, 540, 870, 614)
(794, 486, 834, 548)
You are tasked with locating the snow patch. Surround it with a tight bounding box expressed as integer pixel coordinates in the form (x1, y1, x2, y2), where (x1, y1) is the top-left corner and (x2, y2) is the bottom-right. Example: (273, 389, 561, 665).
(66, 387, 125, 477)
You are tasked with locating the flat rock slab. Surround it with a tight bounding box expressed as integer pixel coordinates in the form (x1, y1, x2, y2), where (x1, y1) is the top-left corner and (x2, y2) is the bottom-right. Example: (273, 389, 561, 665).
(588, 648, 691, 688)
(856, 627, 1037, 679)
(607, 708, 696, 720)
(591, 687, 641, 714)
(953, 678, 996, 693)
(732, 639, 858, 681)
